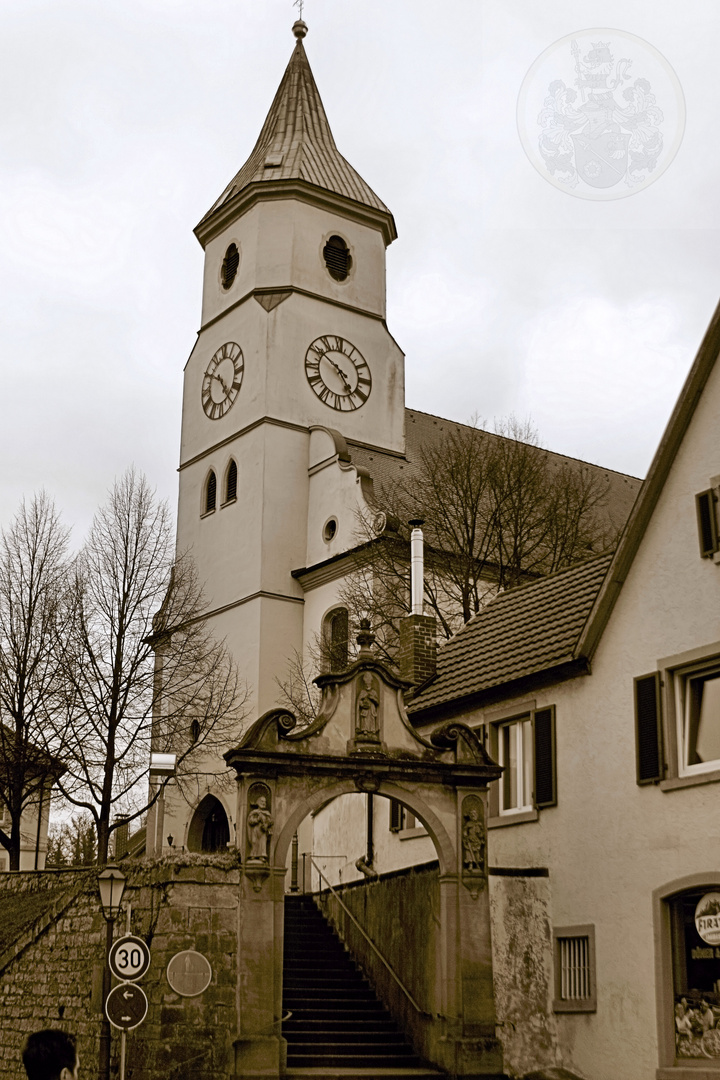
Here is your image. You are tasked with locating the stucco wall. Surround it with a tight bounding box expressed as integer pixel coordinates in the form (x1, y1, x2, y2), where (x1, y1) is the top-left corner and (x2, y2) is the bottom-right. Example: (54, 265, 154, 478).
(489, 873, 558, 1078)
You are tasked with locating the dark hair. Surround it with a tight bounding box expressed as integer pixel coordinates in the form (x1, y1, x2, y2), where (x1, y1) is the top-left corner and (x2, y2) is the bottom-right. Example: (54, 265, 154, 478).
(22, 1030, 77, 1080)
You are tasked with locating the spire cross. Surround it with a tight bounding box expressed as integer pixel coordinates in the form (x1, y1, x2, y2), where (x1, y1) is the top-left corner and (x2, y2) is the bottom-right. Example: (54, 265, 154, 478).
(293, 0, 304, 20)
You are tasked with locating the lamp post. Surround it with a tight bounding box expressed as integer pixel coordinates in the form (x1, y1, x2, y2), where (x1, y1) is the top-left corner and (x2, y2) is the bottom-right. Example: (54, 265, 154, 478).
(97, 864, 126, 1080)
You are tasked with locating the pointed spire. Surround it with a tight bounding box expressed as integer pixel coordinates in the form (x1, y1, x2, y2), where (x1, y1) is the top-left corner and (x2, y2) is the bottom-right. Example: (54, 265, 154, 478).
(197, 23, 395, 241)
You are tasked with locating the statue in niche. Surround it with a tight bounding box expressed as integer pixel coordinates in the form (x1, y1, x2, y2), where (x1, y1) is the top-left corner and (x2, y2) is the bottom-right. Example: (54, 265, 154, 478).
(355, 672, 380, 741)
(246, 793, 273, 861)
(462, 802, 486, 874)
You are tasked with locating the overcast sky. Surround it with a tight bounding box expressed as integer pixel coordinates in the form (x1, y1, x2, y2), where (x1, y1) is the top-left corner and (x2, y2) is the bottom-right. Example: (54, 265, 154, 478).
(2, 0, 719, 544)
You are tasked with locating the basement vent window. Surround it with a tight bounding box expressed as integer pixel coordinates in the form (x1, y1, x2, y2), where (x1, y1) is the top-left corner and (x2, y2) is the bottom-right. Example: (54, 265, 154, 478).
(553, 926, 596, 1012)
(221, 243, 240, 290)
(323, 235, 352, 282)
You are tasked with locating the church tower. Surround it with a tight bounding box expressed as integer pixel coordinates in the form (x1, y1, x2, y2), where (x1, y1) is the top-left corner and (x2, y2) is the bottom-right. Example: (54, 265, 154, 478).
(175, 20, 404, 735)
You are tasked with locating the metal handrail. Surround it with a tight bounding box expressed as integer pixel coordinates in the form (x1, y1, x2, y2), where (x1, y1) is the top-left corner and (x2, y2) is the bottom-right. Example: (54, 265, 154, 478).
(308, 855, 429, 1016)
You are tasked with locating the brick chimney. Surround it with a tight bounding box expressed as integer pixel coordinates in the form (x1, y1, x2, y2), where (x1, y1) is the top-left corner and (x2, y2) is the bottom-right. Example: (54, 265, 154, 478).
(398, 613, 437, 687)
(398, 519, 436, 687)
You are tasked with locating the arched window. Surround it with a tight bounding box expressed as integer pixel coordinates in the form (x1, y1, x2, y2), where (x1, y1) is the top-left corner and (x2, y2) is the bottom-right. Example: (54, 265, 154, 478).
(225, 460, 238, 503)
(187, 795, 230, 853)
(205, 471, 217, 514)
(324, 607, 349, 672)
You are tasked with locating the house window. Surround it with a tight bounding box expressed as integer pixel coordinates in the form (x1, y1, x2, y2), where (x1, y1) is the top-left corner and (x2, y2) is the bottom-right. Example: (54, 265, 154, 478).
(639, 647, 720, 787)
(498, 717, 533, 813)
(389, 799, 416, 832)
(488, 705, 556, 820)
(553, 925, 596, 1013)
(225, 460, 238, 503)
(677, 663, 720, 776)
(204, 471, 217, 514)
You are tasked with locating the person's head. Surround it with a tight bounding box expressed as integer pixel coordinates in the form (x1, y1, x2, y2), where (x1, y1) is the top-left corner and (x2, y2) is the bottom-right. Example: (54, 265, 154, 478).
(22, 1030, 78, 1080)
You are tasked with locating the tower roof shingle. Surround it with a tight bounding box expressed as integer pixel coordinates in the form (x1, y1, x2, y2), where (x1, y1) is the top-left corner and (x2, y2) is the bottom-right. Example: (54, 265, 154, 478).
(197, 24, 395, 238)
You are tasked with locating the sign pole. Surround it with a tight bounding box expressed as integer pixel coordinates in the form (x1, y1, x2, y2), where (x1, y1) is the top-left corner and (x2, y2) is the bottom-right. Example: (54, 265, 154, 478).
(119, 902, 130, 1080)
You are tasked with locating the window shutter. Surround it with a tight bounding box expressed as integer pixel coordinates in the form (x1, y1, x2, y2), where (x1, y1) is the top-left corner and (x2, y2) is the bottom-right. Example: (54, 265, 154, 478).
(389, 799, 403, 832)
(634, 672, 663, 784)
(696, 490, 719, 558)
(226, 460, 238, 502)
(205, 472, 217, 513)
(534, 706, 556, 808)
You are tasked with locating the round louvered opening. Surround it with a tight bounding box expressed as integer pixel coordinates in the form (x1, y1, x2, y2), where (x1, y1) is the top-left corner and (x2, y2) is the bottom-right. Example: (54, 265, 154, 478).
(221, 243, 240, 290)
(323, 235, 352, 282)
(323, 518, 338, 542)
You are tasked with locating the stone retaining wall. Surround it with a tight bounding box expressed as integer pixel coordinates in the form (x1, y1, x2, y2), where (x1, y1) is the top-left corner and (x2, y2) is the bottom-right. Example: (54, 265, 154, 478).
(0, 856, 240, 1080)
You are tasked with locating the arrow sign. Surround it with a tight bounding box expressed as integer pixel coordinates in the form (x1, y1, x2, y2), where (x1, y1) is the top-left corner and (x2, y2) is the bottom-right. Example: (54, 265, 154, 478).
(105, 982, 148, 1031)
(109, 935, 151, 982)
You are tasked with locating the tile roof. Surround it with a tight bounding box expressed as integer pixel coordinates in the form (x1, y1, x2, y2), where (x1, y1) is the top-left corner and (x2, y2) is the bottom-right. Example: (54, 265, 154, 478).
(198, 29, 393, 232)
(408, 551, 613, 715)
(347, 409, 642, 541)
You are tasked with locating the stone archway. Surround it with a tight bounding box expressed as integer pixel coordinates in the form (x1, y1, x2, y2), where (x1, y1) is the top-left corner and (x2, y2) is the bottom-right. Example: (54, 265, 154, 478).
(224, 632, 503, 1080)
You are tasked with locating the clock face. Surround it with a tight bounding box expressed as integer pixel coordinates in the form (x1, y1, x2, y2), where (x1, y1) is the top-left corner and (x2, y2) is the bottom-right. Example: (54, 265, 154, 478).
(304, 335, 372, 411)
(202, 342, 244, 419)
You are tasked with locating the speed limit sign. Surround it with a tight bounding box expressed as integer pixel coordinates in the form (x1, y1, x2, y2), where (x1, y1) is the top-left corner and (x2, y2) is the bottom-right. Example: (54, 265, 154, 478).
(109, 935, 151, 982)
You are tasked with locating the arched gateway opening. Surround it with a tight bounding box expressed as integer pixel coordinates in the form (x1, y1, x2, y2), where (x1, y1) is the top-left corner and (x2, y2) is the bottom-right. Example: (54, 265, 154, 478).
(186, 794, 230, 853)
(224, 630, 504, 1080)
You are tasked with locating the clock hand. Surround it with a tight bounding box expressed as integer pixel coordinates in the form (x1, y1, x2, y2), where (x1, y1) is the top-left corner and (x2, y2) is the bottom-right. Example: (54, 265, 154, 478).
(325, 357, 352, 392)
(213, 373, 231, 395)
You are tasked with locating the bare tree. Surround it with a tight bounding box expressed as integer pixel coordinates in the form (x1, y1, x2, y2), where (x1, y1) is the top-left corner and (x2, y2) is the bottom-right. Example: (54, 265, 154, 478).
(46, 812, 97, 867)
(0, 494, 69, 870)
(52, 469, 245, 864)
(339, 417, 618, 654)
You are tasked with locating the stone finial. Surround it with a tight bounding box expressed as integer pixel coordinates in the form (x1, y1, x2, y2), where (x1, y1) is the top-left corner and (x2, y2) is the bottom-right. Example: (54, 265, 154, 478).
(356, 618, 375, 657)
(292, 19, 308, 39)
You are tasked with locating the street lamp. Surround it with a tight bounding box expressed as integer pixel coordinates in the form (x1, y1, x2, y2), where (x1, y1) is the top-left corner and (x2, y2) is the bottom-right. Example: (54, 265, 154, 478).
(97, 864, 126, 1080)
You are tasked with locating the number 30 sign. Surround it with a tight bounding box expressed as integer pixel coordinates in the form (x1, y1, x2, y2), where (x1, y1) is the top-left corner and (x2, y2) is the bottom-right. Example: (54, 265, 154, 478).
(109, 936, 151, 982)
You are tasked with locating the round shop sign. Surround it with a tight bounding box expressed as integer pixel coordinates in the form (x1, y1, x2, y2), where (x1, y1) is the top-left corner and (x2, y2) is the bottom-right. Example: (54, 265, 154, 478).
(166, 950, 212, 997)
(695, 892, 720, 945)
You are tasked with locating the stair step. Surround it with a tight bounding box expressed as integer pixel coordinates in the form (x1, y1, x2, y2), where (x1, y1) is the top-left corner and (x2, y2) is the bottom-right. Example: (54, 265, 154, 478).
(283, 897, 426, 1073)
(287, 1032, 410, 1041)
(288, 1056, 422, 1069)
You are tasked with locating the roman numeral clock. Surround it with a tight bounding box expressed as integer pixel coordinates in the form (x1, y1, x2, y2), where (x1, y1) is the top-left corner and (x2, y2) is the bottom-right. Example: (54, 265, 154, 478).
(304, 336, 372, 411)
(201, 342, 244, 420)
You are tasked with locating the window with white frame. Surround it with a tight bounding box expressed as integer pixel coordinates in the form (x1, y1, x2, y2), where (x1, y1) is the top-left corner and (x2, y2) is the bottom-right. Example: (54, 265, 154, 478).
(498, 716, 534, 814)
(676, 660, 720, 776)
(553, 925, 596, 1013)
(486, 705, 557, 820)
(634, 644, 720, 787)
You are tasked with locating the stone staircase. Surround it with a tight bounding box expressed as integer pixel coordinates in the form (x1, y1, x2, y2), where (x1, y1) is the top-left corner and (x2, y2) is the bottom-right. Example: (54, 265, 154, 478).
(282, 894, 442, 1077)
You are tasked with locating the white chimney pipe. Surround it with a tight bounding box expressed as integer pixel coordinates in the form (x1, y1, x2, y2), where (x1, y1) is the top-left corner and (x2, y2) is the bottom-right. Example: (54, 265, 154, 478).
(409, 519, 424, 616)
